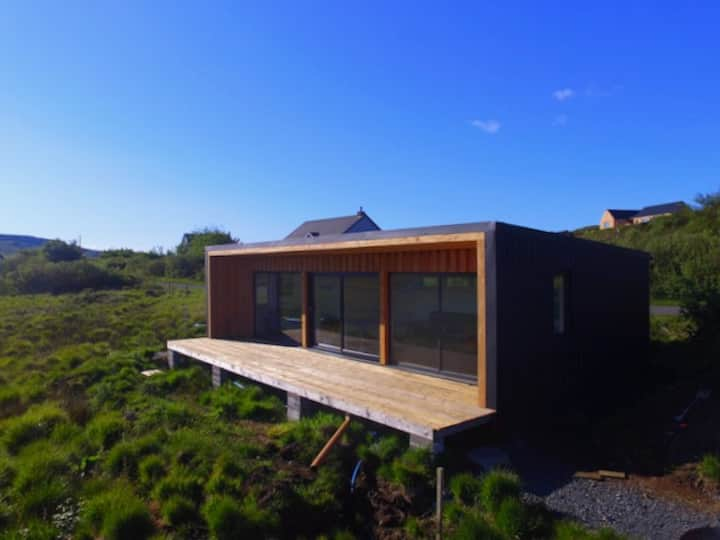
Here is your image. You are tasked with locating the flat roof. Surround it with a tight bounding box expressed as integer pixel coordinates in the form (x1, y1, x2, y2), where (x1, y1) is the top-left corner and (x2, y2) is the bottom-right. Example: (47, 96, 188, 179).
(206, 221, 495, 256)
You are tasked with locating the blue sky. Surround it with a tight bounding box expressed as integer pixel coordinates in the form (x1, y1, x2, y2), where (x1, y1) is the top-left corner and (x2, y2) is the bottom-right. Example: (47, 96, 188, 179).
(1, 1, 719, 251)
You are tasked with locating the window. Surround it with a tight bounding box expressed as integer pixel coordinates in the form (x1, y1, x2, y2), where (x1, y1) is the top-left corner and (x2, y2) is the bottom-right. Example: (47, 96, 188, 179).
(390, 273, 477, 378)
(254, 272, 302, 344)
(553, 273, 568, 335)
(313, 273, 379, 359)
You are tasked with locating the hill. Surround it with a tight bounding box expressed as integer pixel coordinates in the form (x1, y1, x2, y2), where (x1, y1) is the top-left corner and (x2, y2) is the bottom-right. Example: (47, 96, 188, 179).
(574, 193, 720, 300)
(0, 234, 100, 258)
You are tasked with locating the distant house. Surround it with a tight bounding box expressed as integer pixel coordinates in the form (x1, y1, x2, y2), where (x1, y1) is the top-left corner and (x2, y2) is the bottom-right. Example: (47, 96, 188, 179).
(599, 209, 638, 229)
(286, 209, 380, 239)
(631, 201, 687, 224)
(599, 201, 687, 229)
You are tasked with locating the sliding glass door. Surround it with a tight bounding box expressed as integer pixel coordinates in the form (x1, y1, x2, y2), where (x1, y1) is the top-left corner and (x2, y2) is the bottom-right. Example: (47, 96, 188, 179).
(254, 272, 302, 345)
(312, 273, 379, 359)
(390, 273, 477, 378)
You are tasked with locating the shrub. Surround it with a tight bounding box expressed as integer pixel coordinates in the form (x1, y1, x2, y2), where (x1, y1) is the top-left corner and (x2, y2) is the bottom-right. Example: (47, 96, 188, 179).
(152, 468, 204, 503)
(449, 472, 483, 506)
(494, 497, 526, 538)
(201, 383, 284, 422)
(86, 412, 125, 450)
(161, 495, 198, 526)
(138, 455, 166, 487)
(479, 469, 521, 514)
(203, 496, 244, 540)
(699, 453, 720, 483)
(386, 447, 433, 493)
(2, 403, 68, 454)
(81, 485, 154, 540)
(449, 510, 502, 540)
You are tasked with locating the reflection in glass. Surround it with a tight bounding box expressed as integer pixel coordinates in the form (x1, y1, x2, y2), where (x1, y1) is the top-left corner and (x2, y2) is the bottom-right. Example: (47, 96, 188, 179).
(343, 275, 379, 356)
(314, 275, 342, 349)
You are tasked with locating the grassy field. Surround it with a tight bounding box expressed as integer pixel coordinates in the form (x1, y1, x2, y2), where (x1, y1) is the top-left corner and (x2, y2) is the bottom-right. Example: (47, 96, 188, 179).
(0, 285, 622, 539)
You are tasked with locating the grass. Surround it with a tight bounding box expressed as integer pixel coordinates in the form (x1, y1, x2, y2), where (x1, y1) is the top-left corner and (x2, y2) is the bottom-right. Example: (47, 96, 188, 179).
(698, 453, 720, 483)
(0, 286, 620, 538)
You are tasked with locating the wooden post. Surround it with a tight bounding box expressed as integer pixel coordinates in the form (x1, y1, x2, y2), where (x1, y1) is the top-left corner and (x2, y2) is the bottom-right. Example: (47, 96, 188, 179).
(310, 415, 351, 469)
(301, 271, 310, 348)
(379, 269, 389, 365)
(476, 236, 487, 408)
(436, 466, 444, 540)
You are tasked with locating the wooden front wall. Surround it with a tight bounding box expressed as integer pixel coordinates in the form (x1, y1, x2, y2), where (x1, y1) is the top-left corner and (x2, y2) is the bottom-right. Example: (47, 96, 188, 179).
(207, 241, 487, 405)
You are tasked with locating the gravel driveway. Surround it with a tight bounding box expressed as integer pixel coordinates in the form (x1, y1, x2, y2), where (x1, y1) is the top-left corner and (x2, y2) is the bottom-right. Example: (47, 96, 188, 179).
(509, 446, 718, 539)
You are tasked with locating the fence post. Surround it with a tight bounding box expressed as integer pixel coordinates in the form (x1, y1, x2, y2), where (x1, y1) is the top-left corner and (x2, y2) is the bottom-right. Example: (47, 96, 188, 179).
(436, 466, 444, 540)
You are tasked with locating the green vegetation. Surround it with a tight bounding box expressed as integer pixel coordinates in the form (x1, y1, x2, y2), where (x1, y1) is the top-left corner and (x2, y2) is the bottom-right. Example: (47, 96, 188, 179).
(576, 193, 720, 301)
(698, 453, 720, 484)
(0, 258, 621, 537)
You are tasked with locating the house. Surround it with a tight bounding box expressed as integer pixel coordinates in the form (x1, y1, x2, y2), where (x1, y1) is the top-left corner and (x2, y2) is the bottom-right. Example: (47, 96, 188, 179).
(599, 209, 638, 229)
(599, 201, 687, 229)
(286, 209, 380, 239)
(631, 201, 687, 224)
(168, 221, 648, 452)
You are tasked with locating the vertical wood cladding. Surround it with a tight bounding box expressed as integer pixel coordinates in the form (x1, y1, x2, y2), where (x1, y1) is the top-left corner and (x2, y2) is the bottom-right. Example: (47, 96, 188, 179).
(208, 246, 478, 339)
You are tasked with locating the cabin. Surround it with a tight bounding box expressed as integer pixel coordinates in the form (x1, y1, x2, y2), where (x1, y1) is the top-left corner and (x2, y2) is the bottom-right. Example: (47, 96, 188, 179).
(286, 209, 380, 239)
(168, 221, 649, 452)
(599, 209, 638, 229)
(599, 201, 687, 229)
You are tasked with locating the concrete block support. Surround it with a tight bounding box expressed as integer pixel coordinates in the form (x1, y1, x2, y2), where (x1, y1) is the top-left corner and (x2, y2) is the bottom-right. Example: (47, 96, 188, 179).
(211, 365, 226, 388)
(410, 433, 445, 455)
(287, 392, 302, 421)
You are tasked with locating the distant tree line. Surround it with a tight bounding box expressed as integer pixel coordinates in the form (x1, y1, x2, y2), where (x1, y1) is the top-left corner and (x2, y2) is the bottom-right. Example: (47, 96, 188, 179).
(0, 228, 236, 295)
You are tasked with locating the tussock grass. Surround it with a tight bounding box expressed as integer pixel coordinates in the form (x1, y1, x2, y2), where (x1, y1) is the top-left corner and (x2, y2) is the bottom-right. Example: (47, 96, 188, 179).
(698, 453, 720, 483)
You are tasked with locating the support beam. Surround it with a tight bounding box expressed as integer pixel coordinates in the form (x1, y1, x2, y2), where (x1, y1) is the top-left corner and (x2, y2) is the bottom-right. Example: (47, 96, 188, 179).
(379, 269, 389, 365)
(476, 236, 488, 408)
(168, 350, 178, 370)
(211, 365, 225, 388)
(287, 392, 302, 421)
(310, 415, 351, 469)
(410, 432, 445, 455)
(301, 271, 310, 348)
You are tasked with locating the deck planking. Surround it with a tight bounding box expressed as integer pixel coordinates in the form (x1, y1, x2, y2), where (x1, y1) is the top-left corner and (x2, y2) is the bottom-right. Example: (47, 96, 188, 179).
(167, 338, 495, 439)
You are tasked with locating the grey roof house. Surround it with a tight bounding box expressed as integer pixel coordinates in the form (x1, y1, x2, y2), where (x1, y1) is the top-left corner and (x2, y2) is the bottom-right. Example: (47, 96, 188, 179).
(286, 209, 380, 239)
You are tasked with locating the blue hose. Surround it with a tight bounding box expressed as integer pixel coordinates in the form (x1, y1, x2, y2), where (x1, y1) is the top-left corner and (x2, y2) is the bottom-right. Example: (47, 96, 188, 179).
(350, 460, 363, 493)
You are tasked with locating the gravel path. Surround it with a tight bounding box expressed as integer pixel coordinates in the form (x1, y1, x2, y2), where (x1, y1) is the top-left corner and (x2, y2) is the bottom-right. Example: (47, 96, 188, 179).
(528, 477, 719, 539)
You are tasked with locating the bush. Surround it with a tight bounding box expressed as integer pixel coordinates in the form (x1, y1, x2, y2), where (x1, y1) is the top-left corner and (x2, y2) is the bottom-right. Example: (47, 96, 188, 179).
(203, 496, 244, 540)
(2, 403, 68, 454)
(81, 485, 154, 540)
(494, 497, 526, 538)
(449, 472, 483, 506)
(86, 412, 125, 450)
(386, 447, 433, 493)
(699, 453, 720, 483)
(479, 469, 521, 514)
(201, 383, 284, 422)
(161, 495, 197, 526)
(449, 510, 502, 540)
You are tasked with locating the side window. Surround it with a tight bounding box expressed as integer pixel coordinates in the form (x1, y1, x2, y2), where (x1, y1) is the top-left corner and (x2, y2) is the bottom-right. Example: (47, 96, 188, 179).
(553, 273, 568, 335)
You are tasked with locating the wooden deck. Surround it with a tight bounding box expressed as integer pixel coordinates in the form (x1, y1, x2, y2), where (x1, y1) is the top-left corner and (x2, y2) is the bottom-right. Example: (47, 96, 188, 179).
(167, 338, 495, 441)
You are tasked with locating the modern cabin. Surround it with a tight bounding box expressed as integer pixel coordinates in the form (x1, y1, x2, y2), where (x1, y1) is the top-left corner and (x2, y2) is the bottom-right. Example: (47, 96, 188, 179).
(168, 221, 649, 451)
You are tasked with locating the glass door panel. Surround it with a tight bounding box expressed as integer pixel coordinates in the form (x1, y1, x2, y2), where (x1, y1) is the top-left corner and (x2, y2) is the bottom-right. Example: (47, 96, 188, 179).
(343, 275, 380, 357)
(313, 275, 342, 349)
(390, 274, 441, 371)
(254, 273, 279, 338)
(278, 273, 302, 344)
(439, 275, 477, 377)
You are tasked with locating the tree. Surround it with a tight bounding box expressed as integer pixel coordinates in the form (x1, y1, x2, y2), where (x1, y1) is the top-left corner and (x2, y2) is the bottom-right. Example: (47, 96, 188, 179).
(168, 229, 237, 279)
(43, 239, 83, 262)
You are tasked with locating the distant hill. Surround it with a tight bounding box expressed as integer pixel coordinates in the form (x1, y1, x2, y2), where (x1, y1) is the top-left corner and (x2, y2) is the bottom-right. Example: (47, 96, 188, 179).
(0, 234, 100, 258)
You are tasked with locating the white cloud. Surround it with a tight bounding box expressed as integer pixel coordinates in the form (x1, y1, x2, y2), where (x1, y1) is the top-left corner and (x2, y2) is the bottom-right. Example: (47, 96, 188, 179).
(552, 114, 568, 126)
(552, 88, 575, 101)
(471, 119, 501, 134)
